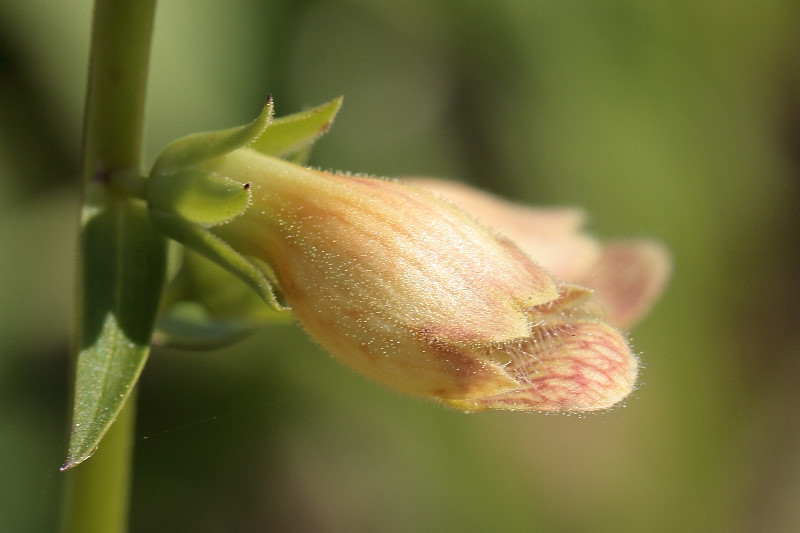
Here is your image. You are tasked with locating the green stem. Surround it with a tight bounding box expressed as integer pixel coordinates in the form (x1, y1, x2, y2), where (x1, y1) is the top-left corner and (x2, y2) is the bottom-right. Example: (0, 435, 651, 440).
(61, 393, 137, 533)
(63, 0, 157, 531)
(81, 0, 157, 183)
(110, 171, 150, 201)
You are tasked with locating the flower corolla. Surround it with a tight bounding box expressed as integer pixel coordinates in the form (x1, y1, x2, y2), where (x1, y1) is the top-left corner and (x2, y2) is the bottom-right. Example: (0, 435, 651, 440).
(148, 100, 669, 412)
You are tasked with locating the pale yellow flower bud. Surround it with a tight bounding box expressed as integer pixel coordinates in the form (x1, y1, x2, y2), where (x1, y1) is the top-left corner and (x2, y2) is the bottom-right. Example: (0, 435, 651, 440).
(202, 150, 640, 412)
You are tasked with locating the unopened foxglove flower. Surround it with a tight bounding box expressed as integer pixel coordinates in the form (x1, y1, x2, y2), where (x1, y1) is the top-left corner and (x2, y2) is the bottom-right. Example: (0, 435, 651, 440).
(148, 99, 668, 412)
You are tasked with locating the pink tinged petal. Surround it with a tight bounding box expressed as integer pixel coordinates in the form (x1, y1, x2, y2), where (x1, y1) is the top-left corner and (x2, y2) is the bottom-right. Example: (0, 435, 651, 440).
(463, 319, 638, 412)
(444, 284, 639, 413)
(579, 241, 671, 328)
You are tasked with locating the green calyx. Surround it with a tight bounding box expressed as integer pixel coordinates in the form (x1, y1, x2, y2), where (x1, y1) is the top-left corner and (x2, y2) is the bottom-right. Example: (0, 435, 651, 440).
(147, 96, 342, 348)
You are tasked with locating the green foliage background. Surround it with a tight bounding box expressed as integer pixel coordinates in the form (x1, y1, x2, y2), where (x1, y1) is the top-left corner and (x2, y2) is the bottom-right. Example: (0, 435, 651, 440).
(2, 0, 799, 531)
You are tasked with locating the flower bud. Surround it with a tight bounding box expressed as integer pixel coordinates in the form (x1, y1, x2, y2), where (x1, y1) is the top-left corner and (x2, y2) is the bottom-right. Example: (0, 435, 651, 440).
(148, 100, 652, 412)
(199, 151, 638, 412)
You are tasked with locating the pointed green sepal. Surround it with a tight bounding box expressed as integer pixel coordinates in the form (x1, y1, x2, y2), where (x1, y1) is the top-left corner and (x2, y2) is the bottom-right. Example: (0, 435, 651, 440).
(149, 209, 288, 313)
(154, 249, 293, 350)
(249, 96, 342, 160)
(63, 197, 167, 470)
(151, 98, 274, 176)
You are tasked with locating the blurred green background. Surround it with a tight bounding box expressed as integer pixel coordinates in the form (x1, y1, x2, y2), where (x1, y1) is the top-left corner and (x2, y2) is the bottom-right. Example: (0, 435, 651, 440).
(2, 0, 799, 531)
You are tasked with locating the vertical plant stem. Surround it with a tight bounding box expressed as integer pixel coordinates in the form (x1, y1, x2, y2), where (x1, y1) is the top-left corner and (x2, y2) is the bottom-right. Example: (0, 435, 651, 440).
(63, 0, 157, 531)
(61, 393, 137, 533)
(81, 0, 156, 183)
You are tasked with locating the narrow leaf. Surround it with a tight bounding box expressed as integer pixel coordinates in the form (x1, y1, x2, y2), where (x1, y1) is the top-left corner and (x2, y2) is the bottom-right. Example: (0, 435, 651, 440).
(63, 197, 166, 470)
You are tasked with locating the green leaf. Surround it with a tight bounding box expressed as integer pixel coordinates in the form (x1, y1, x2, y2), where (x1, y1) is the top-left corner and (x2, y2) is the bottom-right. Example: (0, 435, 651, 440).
(249, 96, 343, 159)
(63, 196, 166, 470)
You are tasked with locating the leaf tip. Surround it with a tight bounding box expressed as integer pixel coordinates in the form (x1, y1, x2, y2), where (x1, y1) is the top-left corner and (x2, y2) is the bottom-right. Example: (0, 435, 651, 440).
(60, 451, 93, 472)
